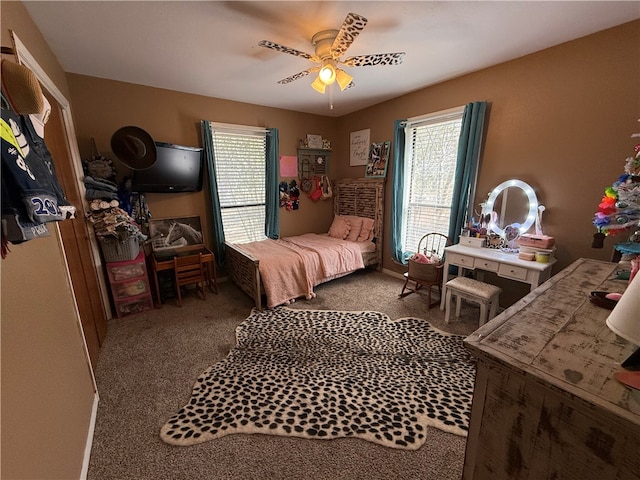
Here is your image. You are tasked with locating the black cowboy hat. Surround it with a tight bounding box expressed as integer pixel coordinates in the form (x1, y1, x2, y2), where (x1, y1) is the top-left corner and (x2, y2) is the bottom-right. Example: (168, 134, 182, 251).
(110, 126, 157, 170)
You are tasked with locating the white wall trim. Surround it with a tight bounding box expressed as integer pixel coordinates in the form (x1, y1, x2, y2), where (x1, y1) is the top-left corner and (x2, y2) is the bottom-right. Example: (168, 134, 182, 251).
(80, 392, 100, 480)
(382, 267, 404, 280)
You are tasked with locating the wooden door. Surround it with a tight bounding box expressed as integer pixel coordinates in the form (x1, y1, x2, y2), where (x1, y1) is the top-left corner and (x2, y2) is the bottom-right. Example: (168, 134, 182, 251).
(42, 90, 107, 368)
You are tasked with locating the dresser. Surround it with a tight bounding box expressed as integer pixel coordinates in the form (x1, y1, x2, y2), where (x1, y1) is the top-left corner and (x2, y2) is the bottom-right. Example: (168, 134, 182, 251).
(440, 244, 556, 310)
(105, 251, 153, 318)
(463, 258, 640, 479)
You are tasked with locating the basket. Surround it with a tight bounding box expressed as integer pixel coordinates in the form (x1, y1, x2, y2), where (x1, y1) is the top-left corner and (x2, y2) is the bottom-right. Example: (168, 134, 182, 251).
(408, 259, 442, 282)
(99, 236, 140, 263)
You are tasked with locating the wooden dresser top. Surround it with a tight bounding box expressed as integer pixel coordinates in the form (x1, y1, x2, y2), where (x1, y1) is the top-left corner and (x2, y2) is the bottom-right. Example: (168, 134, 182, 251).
(464, 257, 640, 425)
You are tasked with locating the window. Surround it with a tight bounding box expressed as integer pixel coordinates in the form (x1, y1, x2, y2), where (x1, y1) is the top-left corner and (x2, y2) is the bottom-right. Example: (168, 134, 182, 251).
(402, 107, 465, 255)
(210, 123, 268, 244)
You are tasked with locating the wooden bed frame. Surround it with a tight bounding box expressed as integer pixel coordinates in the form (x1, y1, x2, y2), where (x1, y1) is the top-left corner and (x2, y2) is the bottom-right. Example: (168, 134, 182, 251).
(225, 178, 384, 310)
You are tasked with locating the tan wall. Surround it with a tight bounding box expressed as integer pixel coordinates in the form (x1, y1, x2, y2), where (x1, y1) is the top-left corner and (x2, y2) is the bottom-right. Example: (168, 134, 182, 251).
(66, 75, 341, 240)
(1, 2, 97, 479)
(68, 21, 640, 286)
(336, 19, 640, 302)
(1, 7, 638, 478)
(1, 233, 97, 479)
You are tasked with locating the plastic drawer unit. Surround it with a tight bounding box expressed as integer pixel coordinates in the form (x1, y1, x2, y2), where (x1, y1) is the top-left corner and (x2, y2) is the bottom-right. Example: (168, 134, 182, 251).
(106, 251, 153, 318)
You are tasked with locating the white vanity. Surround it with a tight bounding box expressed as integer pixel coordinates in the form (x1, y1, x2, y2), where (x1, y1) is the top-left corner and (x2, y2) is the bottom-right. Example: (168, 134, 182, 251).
(440, 178, 556, 310)
(439, 243, 556, 310)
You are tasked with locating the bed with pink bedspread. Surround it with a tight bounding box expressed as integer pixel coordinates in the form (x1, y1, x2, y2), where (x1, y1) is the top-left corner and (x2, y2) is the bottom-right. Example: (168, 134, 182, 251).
(225, 178, 384, 310)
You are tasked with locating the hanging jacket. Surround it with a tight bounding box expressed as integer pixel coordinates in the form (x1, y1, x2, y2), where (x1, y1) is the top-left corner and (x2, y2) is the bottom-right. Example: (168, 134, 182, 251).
(1, 107, 72, 224)
(1, 107, 75, 248)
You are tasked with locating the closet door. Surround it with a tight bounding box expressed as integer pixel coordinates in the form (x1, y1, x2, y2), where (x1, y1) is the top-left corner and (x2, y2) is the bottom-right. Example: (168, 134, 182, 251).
(43, 89, 107, 367)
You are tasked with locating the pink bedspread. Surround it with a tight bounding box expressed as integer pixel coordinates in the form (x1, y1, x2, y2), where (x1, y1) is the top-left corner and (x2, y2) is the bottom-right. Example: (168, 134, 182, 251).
(239, 234, 365, 308)
(281, 233, 364, 280)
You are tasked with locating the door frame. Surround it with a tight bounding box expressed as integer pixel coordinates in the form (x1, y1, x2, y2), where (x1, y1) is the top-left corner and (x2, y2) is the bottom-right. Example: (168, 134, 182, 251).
(11, 31, 113, 320)
(10, 30, 104, 479)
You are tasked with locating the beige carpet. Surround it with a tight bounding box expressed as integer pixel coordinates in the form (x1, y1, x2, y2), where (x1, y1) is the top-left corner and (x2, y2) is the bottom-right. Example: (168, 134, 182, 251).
(88, 269, 482, 480)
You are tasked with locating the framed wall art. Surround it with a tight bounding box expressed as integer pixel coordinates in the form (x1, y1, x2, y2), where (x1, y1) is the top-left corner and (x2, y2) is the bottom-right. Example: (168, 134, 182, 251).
(365, 141, 391, 178)
(350, 129, 370, 166)
(148, 215, 204, 251)
(306, 134, 323, 149)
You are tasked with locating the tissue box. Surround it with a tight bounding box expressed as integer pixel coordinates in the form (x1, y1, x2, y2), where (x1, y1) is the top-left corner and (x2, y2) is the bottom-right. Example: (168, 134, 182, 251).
(518, 234, 555, 249)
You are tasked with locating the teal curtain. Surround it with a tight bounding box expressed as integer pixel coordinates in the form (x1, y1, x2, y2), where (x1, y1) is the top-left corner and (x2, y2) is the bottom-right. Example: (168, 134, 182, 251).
(390, 119, 407, 263)
(201, 120, 226, 268)
(265, 128, 279, 239)
(448, 101, 487, 245)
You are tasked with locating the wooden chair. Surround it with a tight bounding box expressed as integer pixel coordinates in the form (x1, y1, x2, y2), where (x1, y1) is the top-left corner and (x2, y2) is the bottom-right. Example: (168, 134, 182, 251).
(173, 253, 206, 307)
(399, 232, 452, 309)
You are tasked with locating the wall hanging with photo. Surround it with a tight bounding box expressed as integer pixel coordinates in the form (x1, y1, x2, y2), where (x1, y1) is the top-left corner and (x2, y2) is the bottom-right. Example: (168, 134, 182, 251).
(148, 216, 204, 251)
(365, 141, 391, 178)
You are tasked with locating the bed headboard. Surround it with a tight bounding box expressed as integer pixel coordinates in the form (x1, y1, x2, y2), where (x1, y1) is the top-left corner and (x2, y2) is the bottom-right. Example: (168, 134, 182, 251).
(333, 178, 384, 267)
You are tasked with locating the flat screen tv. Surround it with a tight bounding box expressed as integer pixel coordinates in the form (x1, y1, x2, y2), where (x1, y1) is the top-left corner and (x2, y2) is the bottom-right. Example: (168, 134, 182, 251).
(131, 142, 204, 193)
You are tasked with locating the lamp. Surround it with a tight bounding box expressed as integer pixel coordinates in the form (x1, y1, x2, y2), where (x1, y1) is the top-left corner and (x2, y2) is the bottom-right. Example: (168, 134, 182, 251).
(335, 69, 353, 91)
(311, 61, 352, 94)
(318, 64, 336, 84)
(311, 76, 326, 94)
(606, 271, 640, 369)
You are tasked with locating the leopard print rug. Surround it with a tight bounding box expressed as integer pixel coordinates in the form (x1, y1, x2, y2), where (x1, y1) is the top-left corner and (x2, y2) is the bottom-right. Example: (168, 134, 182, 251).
(160, 308, 476, 450)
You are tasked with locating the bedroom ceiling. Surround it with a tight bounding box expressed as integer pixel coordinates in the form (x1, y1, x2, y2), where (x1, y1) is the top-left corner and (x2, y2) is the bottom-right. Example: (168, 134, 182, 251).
(21, 1, 640, 117)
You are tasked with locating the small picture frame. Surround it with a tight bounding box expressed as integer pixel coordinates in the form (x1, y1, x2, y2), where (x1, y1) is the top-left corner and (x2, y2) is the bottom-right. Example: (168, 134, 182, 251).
(306, 134, 323, 149)
(365, 141, 391, 178)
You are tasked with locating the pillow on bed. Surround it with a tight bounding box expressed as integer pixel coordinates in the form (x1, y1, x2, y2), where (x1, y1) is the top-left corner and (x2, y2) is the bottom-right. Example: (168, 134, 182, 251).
(343, 216, 364, 242)
(357, 217, 375, 242)
(328, 215, 351, 239)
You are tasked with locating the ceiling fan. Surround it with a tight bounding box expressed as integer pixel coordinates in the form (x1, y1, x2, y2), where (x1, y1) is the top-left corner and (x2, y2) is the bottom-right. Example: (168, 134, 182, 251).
(258, 12, 405, 94)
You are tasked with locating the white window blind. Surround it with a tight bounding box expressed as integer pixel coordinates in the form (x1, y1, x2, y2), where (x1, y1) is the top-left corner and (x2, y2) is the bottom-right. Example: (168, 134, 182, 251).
(210, 123, 267, 244)
(402, 108, 464, 254)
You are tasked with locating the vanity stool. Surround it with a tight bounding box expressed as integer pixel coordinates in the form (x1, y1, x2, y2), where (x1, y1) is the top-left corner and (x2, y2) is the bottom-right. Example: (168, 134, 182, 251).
(444, 277, 502, 326)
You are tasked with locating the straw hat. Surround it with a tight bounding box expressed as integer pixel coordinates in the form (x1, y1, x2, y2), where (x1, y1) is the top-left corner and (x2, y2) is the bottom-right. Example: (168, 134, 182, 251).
(110, 126, 157, 170)
(1, 59, 44, 115)
(30, 94, 52, 138)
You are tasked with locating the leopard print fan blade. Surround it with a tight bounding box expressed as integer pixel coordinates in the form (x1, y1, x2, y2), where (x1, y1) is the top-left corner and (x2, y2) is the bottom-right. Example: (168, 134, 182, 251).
(277, 67, 320, 85)
(258, 40, 320, 62)
(330, 12, 368, 59)
(342, 52, 406, 67)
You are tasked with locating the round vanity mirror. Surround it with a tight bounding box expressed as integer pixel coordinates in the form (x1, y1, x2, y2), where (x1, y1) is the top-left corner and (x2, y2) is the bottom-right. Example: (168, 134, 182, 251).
(484, 179, 538, 237)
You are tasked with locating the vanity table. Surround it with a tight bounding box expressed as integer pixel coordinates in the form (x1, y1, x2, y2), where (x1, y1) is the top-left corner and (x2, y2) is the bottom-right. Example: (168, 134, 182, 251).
(441, 178, 556, 309)
(439, 244, 556, 310)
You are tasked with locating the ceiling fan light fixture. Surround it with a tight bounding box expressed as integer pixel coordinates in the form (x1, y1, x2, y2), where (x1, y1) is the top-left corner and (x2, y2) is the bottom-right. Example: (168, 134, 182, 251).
(335, 69, 353, 91)
(318, 63, 336, 85)
(311, 76, 326, 94)
(260, 12, 403, 99)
